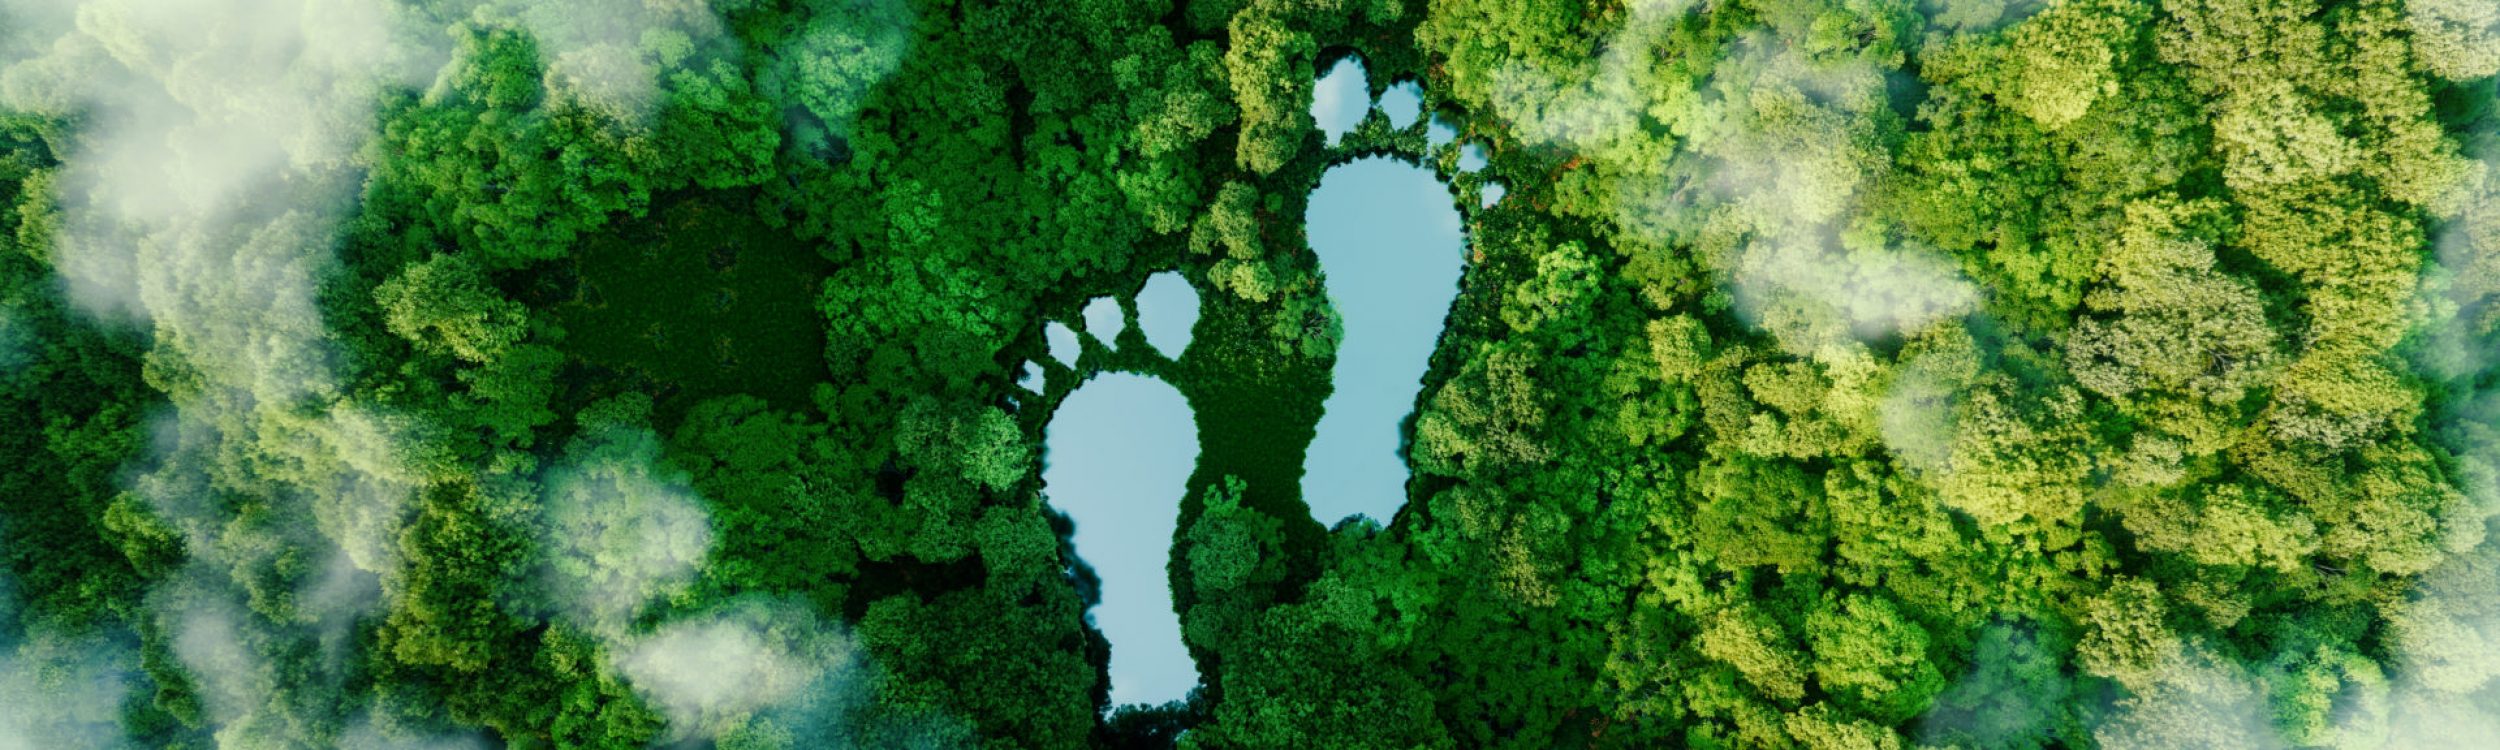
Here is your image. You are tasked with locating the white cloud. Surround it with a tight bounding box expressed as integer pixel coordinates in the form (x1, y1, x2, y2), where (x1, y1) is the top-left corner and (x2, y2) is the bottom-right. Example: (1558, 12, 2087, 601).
(160, 582, 288, 747)
(2, 0, 448, 581)
(1878, 354, 1962, 476)
(1486, 15, 1974, 362)
(613, 598, 884, 746)
(0, 629, 134, 750)
(1485, 0, 1694, 164)
(1732, 237, 1977, 358)
(0, 563, 130, 750)
(338, 717, 490, 750)
(1917, 620, 2067, 749)
(2090, 644, 2286, 750)
(0, 301, 29, 381)
(539, 427, 715, 636)
(494, 0, 722, 118)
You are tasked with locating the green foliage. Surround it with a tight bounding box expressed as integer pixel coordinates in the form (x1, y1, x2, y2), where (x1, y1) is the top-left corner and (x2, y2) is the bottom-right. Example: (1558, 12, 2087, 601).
(1223, 2, 1318, 174)
(376, 253, 528, 364)
(1804, 594, 1944, 724)
(4, 0, 2499, 746)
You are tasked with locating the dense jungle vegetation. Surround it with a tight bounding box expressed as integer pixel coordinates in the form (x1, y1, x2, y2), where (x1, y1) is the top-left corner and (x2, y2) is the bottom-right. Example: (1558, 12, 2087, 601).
(6, 0, 2500, 747)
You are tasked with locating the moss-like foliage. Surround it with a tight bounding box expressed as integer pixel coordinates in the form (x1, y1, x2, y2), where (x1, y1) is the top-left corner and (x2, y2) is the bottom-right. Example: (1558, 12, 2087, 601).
(5, 0, 2500, 747)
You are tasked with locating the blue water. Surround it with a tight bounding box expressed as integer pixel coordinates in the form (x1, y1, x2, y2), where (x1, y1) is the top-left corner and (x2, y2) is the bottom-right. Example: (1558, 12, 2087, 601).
(1302, 158, 1466, 525)
(1041, 372, 1201, 707)
(1038, 276, 1204, 707)
(1380, 81, 1423, 129)
(1314, 58, 1369, 145)
(1044, 321, 1081, 366)
(1136, 271, 1199, 356)
(1033, 68, 1466, 710)
(1082, 296, 1125, 341)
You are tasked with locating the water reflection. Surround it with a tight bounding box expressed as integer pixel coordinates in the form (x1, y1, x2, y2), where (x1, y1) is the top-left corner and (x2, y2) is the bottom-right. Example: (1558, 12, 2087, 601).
(1302, 158, 1465, 525)
(1313, 58, 1369, 145)
(1042, 372, 1201, 707)
(1137, 271, 1199, 356)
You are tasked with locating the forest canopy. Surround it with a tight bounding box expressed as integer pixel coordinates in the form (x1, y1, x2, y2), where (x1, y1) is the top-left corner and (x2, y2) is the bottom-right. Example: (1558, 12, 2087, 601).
(3, 0, 2500, 747)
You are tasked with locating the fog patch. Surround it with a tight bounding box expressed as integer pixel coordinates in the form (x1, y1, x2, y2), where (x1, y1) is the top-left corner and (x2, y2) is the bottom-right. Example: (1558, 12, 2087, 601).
(128, 403, 429, 602)
(461, 0, 715, 119)
(2374, 517, 2500, 746)
(0, 0, 449, 628)
(612, 597, 964, 747)
(0, 629, 135, 750)
(1687, 41, 1975, 359)
(756, 0, 913, 154)
(1733, 237, 1976, 358)
(0, 565, 136, 750)
(1487, 0, 1696, 162)
(530, 416, 946, 744)
(1485, 10, 1974, 363)
(338, 719, 490, 750)
(538, 424, 714, 638)
(2091, 644, 2287, 749)
(2371, 150, 2500, 745)
(0, 302, 28, 381)
(312, 552, 389, 664)
(308, 416, 437, 576)
(160, 579, 307, 747)
(1879, 347, 1970, 476)
(618, 600, 848, 743)
(1917, 621, 2068, 749)
(0, 1, 888, 747)
(0, 0, 435, 332)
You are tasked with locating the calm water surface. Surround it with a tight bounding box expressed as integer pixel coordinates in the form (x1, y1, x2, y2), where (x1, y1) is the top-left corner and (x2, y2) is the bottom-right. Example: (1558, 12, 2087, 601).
(1042, 372, 1200, 707)
(1302, 157, 1465, 525)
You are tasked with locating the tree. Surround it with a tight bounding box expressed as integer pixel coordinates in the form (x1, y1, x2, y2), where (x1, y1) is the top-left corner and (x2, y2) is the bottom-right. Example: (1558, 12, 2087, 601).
(375, 253, 528, 364)
(2065, 198, 2279, 464)
(2404, 0, 2500, 81)
(1223, 1, 1318, 173)
(1412, 343, 1549, 477)
(1803, 594, 1944, 724)
(1940, 0, 2148, 131)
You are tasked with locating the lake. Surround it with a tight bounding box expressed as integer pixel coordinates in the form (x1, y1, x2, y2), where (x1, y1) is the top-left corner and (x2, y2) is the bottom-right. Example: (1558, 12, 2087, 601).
(1037, 70, 1467, 710)
(1302, 157, 1466, 526)
(1041, 371, 1200, 707)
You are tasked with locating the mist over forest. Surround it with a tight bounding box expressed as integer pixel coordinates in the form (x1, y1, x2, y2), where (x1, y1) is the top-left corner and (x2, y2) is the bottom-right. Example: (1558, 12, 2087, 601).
(4, 0, 2500, 747)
